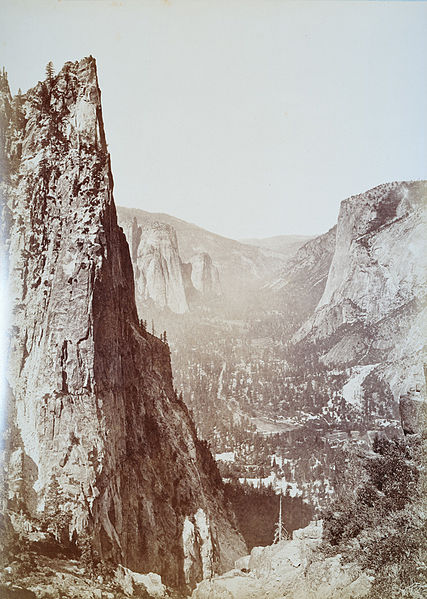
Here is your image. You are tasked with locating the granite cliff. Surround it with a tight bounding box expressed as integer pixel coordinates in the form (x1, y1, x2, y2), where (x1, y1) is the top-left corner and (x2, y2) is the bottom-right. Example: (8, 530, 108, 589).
(117, 205, 287, 304)
(266, 225, 337, 337)
(120, 217, 190, 314)
(187, 252, 221, 300)
(118, 209, 222, 314)
(0, 57, 245, 590)
(293, 181, 426, 405)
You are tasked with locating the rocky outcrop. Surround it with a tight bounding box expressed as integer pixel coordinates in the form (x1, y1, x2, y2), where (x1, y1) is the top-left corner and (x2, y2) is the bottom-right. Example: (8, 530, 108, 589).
(120, 217, 189, 313)
(293, 182, 426, 408)
(192, 522, 373, 599)
(118, 208, 223, 313)
(0, 557, 167, 598)
(114, 566, 166, 598)
(267, 226, 336, 335)
(399, 388, 427, 435)
(187, 252, 221, 299)
(117, 205, 287, 299)
(182, 508, 215, 585)
(0, 58, 245, 589)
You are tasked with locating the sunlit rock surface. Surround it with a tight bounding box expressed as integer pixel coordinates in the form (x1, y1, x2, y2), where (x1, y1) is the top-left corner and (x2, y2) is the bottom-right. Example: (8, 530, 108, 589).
(192, 522, 372, 599)
(118, 208, 223, 313)
(188, 252, 221, 299)
(0, 57, 245, 589)
(292, 181, 427, 411)
(121, 217, 190, 313)
(117, 205, 288, 300)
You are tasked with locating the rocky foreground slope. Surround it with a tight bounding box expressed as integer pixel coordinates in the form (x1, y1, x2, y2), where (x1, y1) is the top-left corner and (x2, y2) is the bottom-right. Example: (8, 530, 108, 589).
(0, 57, 245, 591)
(192, 522, 372, 599)
(192, 431, 426, 599)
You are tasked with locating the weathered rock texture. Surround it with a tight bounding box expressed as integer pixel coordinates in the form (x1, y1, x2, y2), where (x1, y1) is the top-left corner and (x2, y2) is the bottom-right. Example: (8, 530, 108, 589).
(192, 522, 372, 599)
(118, 208, 223, 313)
(0, 58, 245, 589)
(294, 181, 427, 402)
(120, 217, 189, 313)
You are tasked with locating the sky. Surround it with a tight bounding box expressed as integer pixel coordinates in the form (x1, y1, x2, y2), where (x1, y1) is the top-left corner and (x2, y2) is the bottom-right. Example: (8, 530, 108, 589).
(1, 0, 426, 239)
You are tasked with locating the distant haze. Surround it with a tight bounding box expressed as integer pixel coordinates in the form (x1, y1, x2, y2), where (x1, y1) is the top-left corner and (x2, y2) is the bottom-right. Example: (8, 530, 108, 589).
(1, 0, 426, 238)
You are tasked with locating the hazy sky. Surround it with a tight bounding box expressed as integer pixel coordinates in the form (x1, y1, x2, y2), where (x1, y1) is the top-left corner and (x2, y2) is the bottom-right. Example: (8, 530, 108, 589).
(1, 0, 426, 239)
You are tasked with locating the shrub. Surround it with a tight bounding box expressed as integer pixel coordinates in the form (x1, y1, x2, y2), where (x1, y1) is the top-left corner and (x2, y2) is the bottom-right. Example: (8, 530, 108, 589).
(322, 436, 426, 596)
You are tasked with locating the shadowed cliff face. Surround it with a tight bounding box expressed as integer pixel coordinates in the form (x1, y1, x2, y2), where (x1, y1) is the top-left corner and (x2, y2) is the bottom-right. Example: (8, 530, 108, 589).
(188, 252, 221, 299)
(0, 57, 245, 589)
(265, 226, 337, 336)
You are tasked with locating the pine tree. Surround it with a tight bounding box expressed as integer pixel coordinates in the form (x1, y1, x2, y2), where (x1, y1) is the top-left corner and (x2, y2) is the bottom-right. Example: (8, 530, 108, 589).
(45, 61, 55, 81)
(273, 493, 290, 543)
(40, 82, 50, 112)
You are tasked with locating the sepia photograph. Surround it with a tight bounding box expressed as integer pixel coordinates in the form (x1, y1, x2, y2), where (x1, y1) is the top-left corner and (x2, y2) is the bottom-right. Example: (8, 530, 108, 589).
(0, 1, 426, 598)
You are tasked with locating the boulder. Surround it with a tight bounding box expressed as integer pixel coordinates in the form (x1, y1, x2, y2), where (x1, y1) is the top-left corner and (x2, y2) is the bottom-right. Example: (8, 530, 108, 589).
(399, 393, 427, 435)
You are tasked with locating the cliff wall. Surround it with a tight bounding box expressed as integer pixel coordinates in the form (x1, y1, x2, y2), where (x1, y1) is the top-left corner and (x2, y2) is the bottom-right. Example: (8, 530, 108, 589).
(118, 207, 223, 313)
(0, 57, 245, 589)
(293, 181, 426, 411)
(120, 217, 190, 314)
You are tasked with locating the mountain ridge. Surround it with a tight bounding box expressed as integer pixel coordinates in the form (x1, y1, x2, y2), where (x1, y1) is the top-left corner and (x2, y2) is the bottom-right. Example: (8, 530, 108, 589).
(241, 234, 314, 256)
(117, 205, 290, 297)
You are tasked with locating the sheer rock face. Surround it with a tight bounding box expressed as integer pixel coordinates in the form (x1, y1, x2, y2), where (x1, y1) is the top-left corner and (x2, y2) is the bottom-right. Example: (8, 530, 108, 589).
(308, 182, 425, 331)
(294, 181, 427, 400)
(0, 58, 245, 588)
(118, 208, 222, 313)
(117, 205, 286, 299)
(267, 226, 337, 335)
(187, 252, 221, 299)
(120, 217, 189, 313)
